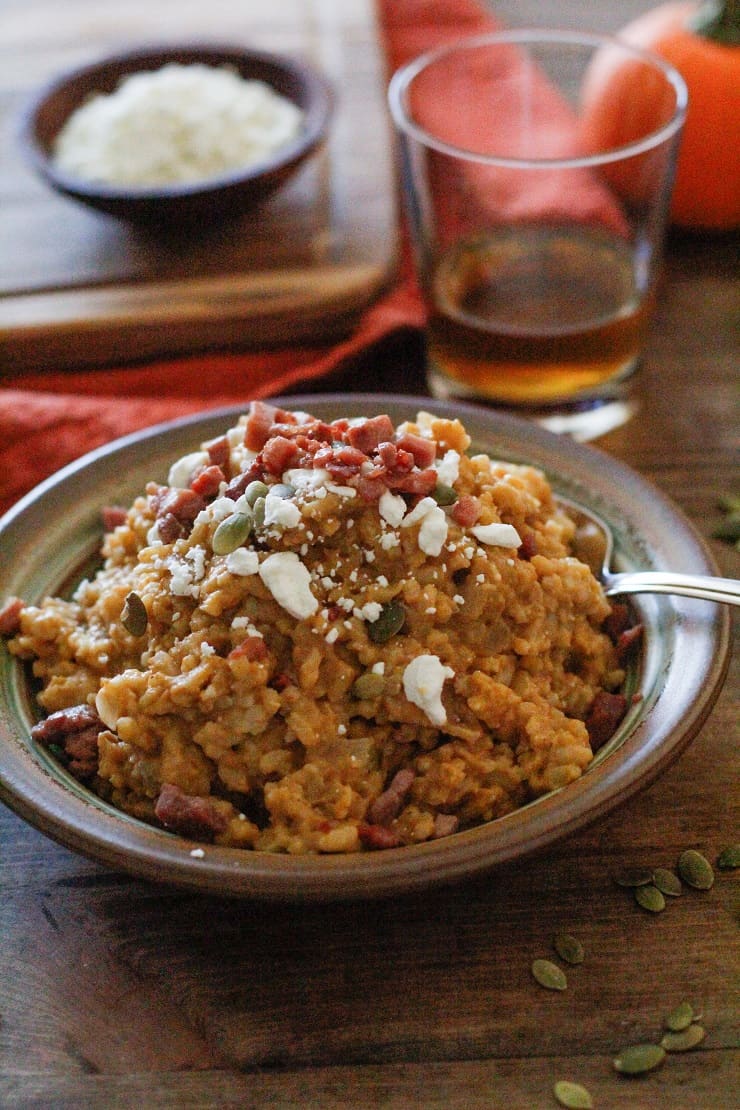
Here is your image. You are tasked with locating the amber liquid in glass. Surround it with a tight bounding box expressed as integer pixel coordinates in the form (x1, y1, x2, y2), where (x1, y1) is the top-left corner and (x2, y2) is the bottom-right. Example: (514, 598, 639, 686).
(427, 225, 652, 406)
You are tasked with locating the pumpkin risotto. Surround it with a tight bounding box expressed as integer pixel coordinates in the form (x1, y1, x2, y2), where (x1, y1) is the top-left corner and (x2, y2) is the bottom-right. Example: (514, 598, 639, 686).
(2, 403, 638, 853)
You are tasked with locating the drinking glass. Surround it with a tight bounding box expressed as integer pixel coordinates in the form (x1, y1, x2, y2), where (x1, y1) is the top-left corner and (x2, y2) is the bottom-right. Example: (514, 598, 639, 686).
(388, 30, 687, 438)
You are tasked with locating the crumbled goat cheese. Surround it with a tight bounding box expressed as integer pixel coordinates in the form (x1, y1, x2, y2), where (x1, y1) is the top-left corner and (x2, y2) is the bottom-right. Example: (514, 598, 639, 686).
(402, 654, 454, 727)
(401, 497, 449, 556)
(53, 64, 305, 187)
(264, 492, 302, 528)
(258, 552, 318, 620)
(167, 450, 209, 489)
(379, 489, 407, 527)
(471, 523, 522, 548)
(284, 467, 331, 491)
(166, 546, 206, 598)
(326, 483, 357, 499)
(380, 532, 400, 550)
(356, 601, 382, 622)
(436, 449, 461, 485)
(226, 548, 259, 576)
(371, 661, 385, 675)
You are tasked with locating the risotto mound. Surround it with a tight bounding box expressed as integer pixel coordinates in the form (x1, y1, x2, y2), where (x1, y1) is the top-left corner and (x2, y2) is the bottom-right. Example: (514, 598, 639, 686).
(2, 403, 636, 853)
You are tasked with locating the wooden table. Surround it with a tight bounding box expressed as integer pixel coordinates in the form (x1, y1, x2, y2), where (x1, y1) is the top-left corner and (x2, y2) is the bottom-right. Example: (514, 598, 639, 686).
(1, 1, 738, 1106)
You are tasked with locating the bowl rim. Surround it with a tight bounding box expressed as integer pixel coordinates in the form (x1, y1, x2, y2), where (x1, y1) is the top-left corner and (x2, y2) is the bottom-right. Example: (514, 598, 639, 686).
(18, 41, 334, 202)
(0, 394, 731, 900)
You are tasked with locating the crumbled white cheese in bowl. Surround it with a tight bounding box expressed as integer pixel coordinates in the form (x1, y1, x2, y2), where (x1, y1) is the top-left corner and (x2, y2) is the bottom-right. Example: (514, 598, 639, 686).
(23, 45, 332, 220)
(52, 63, 306, 187)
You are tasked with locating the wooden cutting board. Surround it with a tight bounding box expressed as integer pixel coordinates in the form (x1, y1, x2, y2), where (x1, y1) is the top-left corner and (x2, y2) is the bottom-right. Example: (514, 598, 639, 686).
(0, 0, 399, 373)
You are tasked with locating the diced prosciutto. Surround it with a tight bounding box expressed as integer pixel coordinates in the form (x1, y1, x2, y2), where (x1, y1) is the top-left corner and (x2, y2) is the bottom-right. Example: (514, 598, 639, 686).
(150, 486, 206, 543)
(31, 704, 104, 781)
(358, 823, 402, 850)
(346, 415, 395, 454)
(189, 465, 225, 499)
(366, 768, 415, 826)
(433, 813, 459, 839)
(101, 505, 128, 532)
(155, 783, 229, 840)
(243, 401, 295, 450)
(585, 690, 628, 751)
(228, 637, 269, 662)
(262, 436, 301, 477)
(451, 496, 481, 527)
(0, 596, 24, 636)
(205, 436, 231, 474)
(385, 468, 438, 496)
(395, 432, 437, 469)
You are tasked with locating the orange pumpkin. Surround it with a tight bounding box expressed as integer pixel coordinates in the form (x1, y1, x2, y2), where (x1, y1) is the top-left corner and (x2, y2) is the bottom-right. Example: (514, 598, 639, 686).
(582, 1, 740, 229)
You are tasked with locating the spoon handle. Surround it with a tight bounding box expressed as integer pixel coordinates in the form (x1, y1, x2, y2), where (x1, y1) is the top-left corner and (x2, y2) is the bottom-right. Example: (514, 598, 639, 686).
(605, 571, 740, 607)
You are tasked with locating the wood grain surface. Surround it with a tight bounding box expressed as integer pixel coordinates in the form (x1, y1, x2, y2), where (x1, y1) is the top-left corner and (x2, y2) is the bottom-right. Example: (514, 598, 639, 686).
(1, 1, 738, 1107)
(0, 0, 398, 372)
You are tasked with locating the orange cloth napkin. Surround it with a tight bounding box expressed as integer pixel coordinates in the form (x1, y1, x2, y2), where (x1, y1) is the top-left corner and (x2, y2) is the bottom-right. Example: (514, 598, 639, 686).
(0, 0, 499, 516)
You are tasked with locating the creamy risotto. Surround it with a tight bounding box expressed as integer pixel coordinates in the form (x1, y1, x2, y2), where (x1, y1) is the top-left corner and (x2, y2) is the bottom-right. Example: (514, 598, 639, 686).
(1, 404, 639, 853)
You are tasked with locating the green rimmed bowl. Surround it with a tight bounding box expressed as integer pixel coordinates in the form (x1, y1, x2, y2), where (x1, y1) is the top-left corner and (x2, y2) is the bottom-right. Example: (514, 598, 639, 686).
(0, 395, 730, 900)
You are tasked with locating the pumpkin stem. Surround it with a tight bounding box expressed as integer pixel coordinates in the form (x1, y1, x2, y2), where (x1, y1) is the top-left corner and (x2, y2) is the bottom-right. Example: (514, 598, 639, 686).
(688, 0, 740, 44)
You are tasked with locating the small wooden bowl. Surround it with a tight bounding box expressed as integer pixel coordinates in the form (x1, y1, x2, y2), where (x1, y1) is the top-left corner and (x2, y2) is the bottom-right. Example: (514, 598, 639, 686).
(19, 43, 333, 224)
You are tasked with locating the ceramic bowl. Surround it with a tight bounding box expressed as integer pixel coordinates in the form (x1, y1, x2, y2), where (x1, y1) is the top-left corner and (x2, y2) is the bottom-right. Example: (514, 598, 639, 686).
(18, 43, 333, 223)
(0, 395, 730, 900)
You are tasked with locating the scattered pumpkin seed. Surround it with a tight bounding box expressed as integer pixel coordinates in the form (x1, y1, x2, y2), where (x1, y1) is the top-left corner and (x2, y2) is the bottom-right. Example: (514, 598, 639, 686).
(251, 496, 266, 529)
(677, 849, 714, 890)
(553, 932, 585, 965)
(121, 591, 148, 637)
(614, 866, 654, 888)
(665, 1000, 695, 1032)
(368, 600, 406, 644)
(718, 493, 740, 514)
(553, 1080, 593, 1109)
(717, 844, 740, 870)
(652, 867, 683, 897)
(613, 1043, 666, 1075)
(432, 481, 458, 506)
(531, 959, 567, 991)
(711, 513, 740, 543)
(244, 480, 269, 506)
(351, 671, 385, 699)
(634, 883, 666, 913)
(661, 1024, 706, 1052)
(212, 511, 253, 555)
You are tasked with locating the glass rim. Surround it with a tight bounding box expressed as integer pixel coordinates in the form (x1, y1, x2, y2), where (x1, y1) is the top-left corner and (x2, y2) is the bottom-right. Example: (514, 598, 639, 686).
(387, 28, 688, 170)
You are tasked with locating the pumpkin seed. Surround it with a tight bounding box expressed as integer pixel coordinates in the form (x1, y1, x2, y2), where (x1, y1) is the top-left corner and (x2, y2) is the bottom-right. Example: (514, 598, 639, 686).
(351, 671, 385, 700)
(244, 480, 269, 506)
(553, 932, 585, 965)
(614, 866, 654, 888)
(665, 1000, 695, 1032)
(652, 867, 683, 897)
(368, 600, 406, 644)
(212, 511, 253, 555)
(251, 496, 266, 529)
(121, 591, 147, 637)
(269, 483, 295, 499)
(717, 844, 740, 870)
(634, 883, 666, 913)
(677, 849, 714, 890)
(432, 482, 458, 506)
(613, 1043, 666, 1075)
(531, 959, 567, 991)
(553, 1080, 593, 1109)
(661, 1024, 706, 1052)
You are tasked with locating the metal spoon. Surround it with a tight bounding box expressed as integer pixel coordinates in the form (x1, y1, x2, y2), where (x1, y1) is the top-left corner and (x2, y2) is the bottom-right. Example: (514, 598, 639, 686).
(559, 495, 740, 607)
